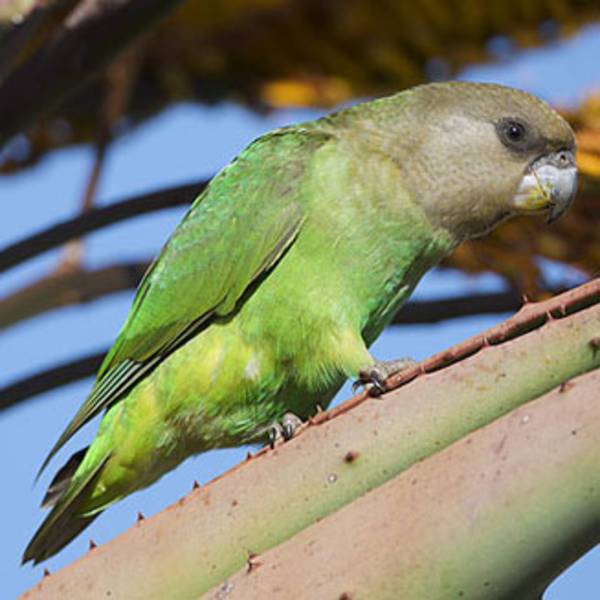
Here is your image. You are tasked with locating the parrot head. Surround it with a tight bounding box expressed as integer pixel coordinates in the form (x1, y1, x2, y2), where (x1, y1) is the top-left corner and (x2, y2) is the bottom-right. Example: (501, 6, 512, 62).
(420, 82, 577, 237)
(351, 82, 578, 241)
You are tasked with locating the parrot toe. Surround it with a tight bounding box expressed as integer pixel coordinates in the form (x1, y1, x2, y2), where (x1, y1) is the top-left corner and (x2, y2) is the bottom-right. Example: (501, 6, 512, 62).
(353, 357, 417, 396)
(268, 412, 303, 448)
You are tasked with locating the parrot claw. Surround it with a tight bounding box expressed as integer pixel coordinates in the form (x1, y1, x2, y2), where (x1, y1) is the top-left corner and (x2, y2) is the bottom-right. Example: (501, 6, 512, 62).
(353, 357, 417, 397)
(268, 412, 303, 448)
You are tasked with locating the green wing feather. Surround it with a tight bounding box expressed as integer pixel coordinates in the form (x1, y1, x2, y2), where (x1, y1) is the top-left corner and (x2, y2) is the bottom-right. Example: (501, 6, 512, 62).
(39, 129, 329, 476)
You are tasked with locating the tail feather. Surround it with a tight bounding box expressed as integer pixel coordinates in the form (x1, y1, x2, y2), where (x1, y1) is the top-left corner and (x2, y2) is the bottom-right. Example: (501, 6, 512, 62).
(41, 447, 89, 509)
(23, 450, 110, 565)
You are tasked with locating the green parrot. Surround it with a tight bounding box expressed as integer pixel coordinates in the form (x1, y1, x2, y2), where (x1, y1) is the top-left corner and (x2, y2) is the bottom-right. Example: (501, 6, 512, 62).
(24, 81, 577, 564)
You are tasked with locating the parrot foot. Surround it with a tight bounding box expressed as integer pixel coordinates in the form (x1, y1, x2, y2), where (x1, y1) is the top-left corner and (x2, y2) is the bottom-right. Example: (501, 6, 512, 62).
(268, 412, 303, 449)
(353, 357, 417, 396)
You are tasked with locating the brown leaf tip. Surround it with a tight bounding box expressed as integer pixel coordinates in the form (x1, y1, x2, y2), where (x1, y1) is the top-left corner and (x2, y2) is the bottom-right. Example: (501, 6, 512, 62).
(589, 337, 600, 352)
(43, 568, 50, 578)
(559, 380, 574, 393)
(136, 511, 145, 522)
(192, 480, 200, 490)
(344, 450, 359, 463)
(88, 539, 97, 550)
(246, 551, 261, 573)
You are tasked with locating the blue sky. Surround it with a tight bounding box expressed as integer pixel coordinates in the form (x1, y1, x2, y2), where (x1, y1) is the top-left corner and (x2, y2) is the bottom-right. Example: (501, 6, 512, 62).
(1, 22, 599, 598)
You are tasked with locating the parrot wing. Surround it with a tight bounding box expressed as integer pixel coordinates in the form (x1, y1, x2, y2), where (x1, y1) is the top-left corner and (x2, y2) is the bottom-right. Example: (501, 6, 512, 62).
(39, 129, 328, 476)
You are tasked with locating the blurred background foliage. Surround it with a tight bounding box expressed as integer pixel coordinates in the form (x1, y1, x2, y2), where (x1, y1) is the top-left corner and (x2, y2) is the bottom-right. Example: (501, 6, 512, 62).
(0, 0, 598, 297)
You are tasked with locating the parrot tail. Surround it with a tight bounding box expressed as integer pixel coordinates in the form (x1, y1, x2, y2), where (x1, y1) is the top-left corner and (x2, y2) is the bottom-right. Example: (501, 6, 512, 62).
(23, 449, 110, 565)
(41, 447, 89, 509)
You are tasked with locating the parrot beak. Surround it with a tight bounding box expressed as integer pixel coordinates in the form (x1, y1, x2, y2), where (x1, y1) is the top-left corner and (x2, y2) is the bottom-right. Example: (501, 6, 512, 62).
(512, 150, 577, 223)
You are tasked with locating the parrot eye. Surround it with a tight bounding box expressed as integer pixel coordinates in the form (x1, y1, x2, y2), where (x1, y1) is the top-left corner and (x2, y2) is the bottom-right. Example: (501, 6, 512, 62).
(506, 122, 525, 141)
(496, 118, 532, 151)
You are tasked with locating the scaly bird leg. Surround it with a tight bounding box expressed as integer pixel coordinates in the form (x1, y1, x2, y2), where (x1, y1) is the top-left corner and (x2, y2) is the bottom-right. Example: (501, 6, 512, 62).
(353, 357, 417, 396)
(268, 412, 304, 449)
